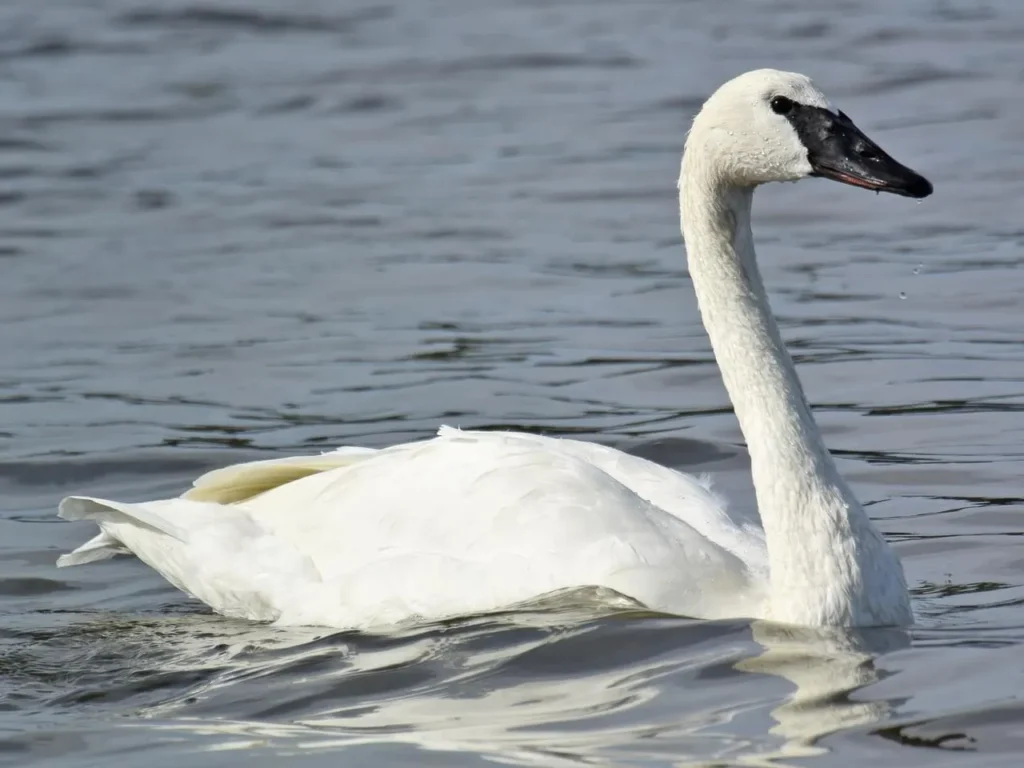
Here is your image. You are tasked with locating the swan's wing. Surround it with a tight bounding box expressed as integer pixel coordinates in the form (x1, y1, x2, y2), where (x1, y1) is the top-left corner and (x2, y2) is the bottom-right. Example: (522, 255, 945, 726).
(237, 431, 763, 615)
(433, 427, 766, 570)
(182, 446, 378, 504)
(183, 425, 766, 573)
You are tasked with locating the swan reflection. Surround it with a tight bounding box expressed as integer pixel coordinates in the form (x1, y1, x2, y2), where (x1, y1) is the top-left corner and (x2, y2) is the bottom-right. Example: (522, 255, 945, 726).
(138, 609, 909, 766)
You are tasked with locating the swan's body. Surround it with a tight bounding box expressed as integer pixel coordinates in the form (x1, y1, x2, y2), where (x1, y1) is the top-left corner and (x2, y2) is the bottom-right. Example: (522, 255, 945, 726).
(57, 69, 932, 629)
(61, 428, 769, 627)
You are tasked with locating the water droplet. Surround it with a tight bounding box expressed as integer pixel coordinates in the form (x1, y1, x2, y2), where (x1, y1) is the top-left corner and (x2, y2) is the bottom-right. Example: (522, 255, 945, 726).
(912, 263, 923, 275)
(898, 291, 907, 300)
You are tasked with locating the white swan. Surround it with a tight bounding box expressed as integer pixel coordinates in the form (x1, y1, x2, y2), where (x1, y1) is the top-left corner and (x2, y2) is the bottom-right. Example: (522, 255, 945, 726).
(56, 69, 932, 630)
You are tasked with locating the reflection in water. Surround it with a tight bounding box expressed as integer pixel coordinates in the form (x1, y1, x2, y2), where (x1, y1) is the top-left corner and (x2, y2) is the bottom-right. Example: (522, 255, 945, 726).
(53, 606, 907, 767)
(738, 622, 909, 766)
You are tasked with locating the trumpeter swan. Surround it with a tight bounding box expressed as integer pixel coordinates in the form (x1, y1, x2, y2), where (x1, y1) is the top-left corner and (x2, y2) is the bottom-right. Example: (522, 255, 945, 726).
(56, 69, 932, 629)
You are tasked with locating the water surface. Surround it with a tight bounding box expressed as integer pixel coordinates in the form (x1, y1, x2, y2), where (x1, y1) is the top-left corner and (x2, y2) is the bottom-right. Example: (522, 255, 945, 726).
(2, 0, 1024, 765)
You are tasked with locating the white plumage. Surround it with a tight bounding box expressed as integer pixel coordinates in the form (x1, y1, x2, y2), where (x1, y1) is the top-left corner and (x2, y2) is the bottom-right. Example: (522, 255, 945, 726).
(60, 427, 768, 628)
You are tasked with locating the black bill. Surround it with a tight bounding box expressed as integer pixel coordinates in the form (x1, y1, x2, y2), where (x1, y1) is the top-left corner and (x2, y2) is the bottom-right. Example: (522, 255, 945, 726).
(787, 105, 933, 199)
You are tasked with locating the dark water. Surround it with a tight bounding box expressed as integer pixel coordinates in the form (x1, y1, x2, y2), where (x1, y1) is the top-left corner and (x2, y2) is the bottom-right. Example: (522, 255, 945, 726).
(3, 0, 1024, 765)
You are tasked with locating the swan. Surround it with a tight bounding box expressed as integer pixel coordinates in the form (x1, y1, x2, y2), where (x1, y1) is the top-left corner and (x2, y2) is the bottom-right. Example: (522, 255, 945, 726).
(56, 69, 932, 630)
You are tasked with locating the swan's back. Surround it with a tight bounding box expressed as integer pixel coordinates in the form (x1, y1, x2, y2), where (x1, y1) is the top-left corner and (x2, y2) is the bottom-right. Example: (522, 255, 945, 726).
(242, 429, 764, 576)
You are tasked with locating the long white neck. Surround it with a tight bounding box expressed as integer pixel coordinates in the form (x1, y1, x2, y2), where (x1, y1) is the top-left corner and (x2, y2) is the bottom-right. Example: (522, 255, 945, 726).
(678, 149, 911, 626)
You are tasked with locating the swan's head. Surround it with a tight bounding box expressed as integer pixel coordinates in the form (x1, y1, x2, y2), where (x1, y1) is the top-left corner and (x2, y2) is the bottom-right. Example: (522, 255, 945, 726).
(683, 69, 932, 198)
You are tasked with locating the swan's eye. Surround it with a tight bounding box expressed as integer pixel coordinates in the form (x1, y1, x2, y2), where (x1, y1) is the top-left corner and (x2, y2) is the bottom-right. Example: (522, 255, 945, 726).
(770, 96, 794, 115)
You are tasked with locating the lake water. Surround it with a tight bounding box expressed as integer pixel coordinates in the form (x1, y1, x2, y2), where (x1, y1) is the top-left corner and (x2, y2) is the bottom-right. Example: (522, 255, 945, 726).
(2, 0, 1024, 765)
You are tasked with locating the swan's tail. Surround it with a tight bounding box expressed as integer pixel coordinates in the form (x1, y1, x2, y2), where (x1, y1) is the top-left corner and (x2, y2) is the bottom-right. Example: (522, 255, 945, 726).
(56, 495, 324, 622)
(56, 529, 128, 566)
(58, 495, 188, 566)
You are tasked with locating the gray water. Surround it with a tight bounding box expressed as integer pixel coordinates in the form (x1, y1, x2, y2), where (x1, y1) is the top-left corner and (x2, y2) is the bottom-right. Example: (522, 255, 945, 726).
(2, 0, 1024, 765)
